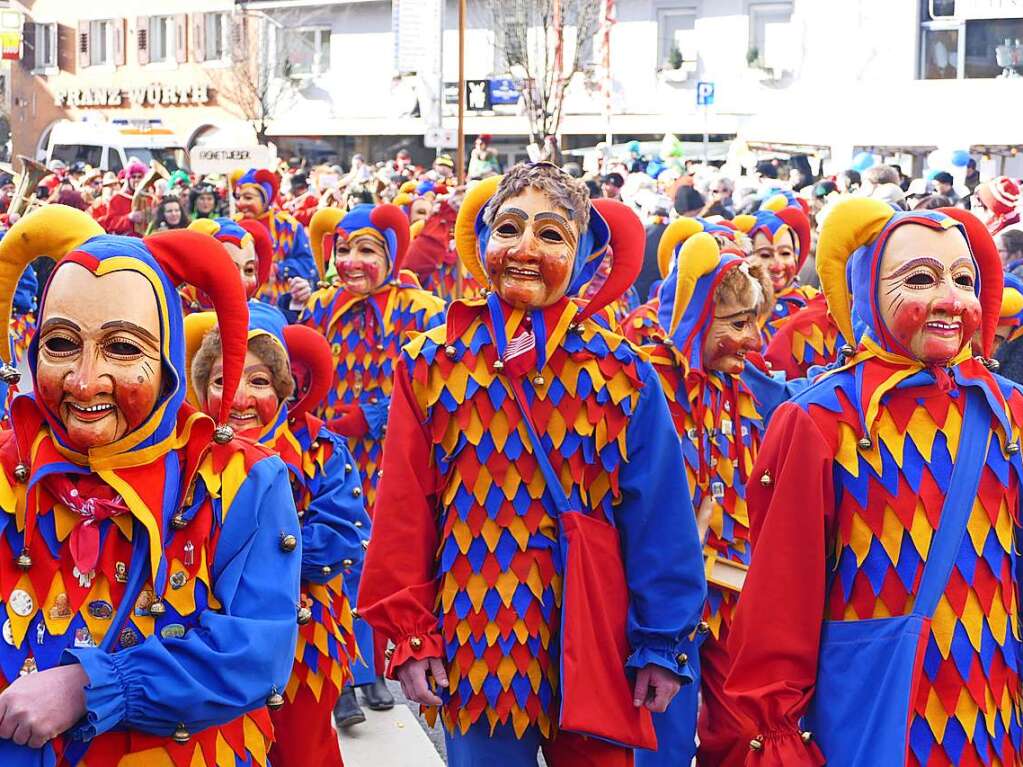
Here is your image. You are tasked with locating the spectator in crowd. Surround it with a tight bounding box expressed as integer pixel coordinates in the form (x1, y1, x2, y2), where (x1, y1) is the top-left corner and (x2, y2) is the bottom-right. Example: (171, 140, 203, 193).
(932, 170, 960, 204)
(997, 227, 1023, 274)
(964, 157, 981, 194)
(674, 185, 706, 217)
(149, 196, 188, 233)
(468, 135, 502, 179)
(705, 175, 736, 217)
(602, 172, 625, 201)
(838, 168, 861, 194)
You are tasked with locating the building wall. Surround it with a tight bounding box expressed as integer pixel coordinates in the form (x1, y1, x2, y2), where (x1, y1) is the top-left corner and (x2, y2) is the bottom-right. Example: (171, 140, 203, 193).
(10, 0, 255, 161)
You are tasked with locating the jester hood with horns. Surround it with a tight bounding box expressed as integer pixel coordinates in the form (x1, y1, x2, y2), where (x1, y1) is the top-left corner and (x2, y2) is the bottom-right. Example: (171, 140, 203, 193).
(358, 167, 706, 750)
(727, 198, 1023, 766)
(0, 206, 301, 767)
(300, 203, 446, 510)
(185, 301, 369, 767)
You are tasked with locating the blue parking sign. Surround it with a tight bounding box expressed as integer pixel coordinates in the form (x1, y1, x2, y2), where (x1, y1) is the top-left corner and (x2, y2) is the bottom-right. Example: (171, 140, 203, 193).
(696, 81, 715, 106)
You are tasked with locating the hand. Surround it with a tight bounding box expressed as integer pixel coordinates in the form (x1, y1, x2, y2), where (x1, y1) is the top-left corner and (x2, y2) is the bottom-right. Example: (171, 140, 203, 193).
(289, 277, 312, 303)
(0, 665, 88, 747)
(697, 496, 714, 544)
(127, 210, 145, 224)
(395, 656, 448, 706)
(632, 663, 682, 713)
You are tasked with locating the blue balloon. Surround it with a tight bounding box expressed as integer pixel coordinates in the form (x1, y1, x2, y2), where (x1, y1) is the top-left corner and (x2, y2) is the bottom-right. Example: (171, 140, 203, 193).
(851, 151, 876, 172)
(950, 149, 971, 167)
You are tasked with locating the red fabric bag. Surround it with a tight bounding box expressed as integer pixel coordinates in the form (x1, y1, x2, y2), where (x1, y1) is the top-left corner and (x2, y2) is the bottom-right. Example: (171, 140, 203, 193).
(509, 379, 657, 750)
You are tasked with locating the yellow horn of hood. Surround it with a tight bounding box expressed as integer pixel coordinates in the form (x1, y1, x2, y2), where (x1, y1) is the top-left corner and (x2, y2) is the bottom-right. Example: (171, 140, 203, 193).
(815, 197, 896, 345)
(657, 217, 705, 280)
(309, 208, 346, 284)
(0, 205, 104, 364)
(454, 176, 502, 289)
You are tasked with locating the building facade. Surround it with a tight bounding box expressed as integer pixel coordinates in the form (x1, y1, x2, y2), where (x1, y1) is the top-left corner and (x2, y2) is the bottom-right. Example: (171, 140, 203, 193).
(7, 0, 259, 164)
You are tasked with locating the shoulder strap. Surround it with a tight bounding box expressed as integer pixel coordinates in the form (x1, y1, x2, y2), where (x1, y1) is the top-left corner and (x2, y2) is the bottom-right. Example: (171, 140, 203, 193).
(507, 377, 574, 517)
(912, 387, 991, 618)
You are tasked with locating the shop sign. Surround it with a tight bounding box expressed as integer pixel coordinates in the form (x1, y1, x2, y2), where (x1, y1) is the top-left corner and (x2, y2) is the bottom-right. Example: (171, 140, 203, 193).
(54, 84, 211, 108)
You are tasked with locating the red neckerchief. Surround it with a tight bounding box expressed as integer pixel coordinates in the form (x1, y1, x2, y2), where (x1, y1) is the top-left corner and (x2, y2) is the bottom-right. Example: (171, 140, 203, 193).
(43, 474, 130, 576)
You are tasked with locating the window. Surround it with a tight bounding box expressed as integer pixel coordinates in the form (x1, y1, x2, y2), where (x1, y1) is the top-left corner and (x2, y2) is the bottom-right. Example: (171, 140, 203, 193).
(494, 15, 528, 71)
(656, 7, 697, 67)
(149, 16, 174, 63)
(921, 25, 961, 78)
(89, 20, 113, 66)
(33, 23, 57, 70)
(918, 0, 1023, 78)
(50, 144, 104, 168)
(748, 2, 795, 71)
(204, 12, 227, 61)
(277, 27, 330, 77)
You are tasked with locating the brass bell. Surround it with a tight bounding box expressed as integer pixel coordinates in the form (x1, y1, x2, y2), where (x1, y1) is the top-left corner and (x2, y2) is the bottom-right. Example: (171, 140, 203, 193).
(361, 539, 370, 550)
(857, 436, 872, 450)
(532, 375, 545, 387)
(311, 440, 320, 450)
(353, 487, 362, 498)
(172, 723, 190, 744)
(170, 513, 188, 530)
(801, 731, 813, 744)
(321, 565, 332, 575)
(493, 359, 505, 371)
(840, 344, 855, 357)
(13, 463, 28, 483)
(987, 357, 1001, 372)
(409, 636, 423, 650)
(759, 470, 772, 487)
(15, 549, 32, 570)
(345, 463, 353, 473)
(342, 558, 354, 567)
(354, 520, 364, 528)
(280, 533, 298, 553)
(663, 337, 674, 347)
(697, 621, 710, 634)
(1008, 443, 1020, 455)
(317, 280, 331, 290)
(568, 322, 581, 334)
(266, 687, 285, 711)
(676, 652, 688, 665)
(0, 363, 20, 385)
(749, 737, 763, 751)
(377, 469, 383, 479)
(297, 606, 312, 625)
(148, 600, 166, 617)
(444, 345, 457, 359)
(213, 424, 234, 444)
(351, 609, 360, 620)
(376, 343, 385, 352)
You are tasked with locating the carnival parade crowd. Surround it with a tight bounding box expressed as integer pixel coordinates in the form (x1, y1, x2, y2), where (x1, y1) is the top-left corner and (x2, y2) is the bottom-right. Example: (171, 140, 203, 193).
(0, 135, 1019, 767)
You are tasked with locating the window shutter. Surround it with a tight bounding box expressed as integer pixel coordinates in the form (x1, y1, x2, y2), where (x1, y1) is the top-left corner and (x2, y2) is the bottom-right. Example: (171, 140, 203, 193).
(23, 22, 36, 67)
(77, 20, 90, 69)
(192, 13, 205, 63)
(175, 14, 187, 63)
(114, 19, 126, 66)
(136, 16, 149, 65)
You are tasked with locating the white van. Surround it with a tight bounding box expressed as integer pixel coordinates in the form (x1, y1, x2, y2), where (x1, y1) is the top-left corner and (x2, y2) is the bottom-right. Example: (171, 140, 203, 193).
(45, 118, 189, 173)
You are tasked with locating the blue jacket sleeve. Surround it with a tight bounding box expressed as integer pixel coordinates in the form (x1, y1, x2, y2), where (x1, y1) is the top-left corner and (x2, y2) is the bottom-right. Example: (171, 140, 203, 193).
(301, 429, 370, 584)
(278, 224, 318, 284)
(616, 360, 707, 682)
(65, 455, 302, 737)
(12, 268, 37, 315)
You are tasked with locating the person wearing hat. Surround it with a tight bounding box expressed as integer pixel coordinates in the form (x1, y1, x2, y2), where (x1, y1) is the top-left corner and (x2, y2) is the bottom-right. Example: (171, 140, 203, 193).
(189, 181, 221, 221)
(931, 170, 960, 205)
(432, 154, 455, 182)
(284, 173, 319, 229)
(99, 160, 149, 236)
(640, 222, 789, 767)
(468, 135, 502, 180)
(727, 199, 1023, 766)
(188, 302, 369, 767)
(358, 163, 706, 765)
(182, 217, 274, 314)
(602, 172, 625, 201)
(733, 193, 816, 344)
(234, 168, 318, 304)
(974, 176, 1021, 236)
(0, 205, 301, 765)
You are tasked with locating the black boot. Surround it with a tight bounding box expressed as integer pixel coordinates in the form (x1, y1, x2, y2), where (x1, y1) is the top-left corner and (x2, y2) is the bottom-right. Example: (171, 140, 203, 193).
(333, 686, 366, 728)
(360, 675, 395, 711)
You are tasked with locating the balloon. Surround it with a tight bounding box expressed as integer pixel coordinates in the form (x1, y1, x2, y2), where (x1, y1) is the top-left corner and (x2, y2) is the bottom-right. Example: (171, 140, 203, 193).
(926, 168, 942, 181)
(950, 150, 971, 167)
(851, 151, 877, 172)
(927, 149, 952, 170)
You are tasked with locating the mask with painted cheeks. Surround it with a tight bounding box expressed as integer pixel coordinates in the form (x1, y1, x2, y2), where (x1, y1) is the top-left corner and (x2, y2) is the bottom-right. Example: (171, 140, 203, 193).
(409, 198, 433, 225)
(878, 224, 982, 366)
(35, 264, 164, 452)
(484, 187, 578, 309)
(751, 229, 798, 293)
(204, 347, 282, 437)
(236, 187, 266, 220)
(702, 281, 763, 374)
(335, 232, 389, 295)
(224, 239, 259, 298)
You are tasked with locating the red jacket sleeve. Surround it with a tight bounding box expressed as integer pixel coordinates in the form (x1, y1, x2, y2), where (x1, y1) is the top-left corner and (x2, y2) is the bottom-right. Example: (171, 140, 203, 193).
(357, 359, 444, 673)
(725, 402, 832, 766)
(326, 404, 370, 439)
(101, 193, 135, 235)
